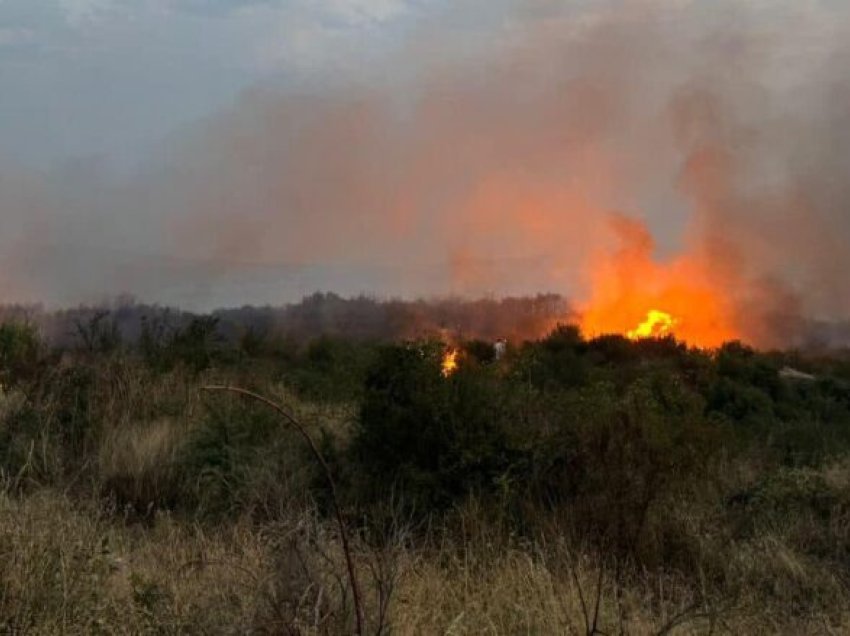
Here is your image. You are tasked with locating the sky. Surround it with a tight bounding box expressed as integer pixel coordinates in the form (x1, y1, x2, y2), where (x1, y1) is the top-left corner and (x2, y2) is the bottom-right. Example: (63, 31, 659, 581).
(1, 0, 849, 342)
(0, 0, 425, 170)
(0, 0, 448, 306)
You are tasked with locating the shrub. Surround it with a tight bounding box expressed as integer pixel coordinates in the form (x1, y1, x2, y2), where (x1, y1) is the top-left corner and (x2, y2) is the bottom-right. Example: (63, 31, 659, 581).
(73, 311, 122, 354)
(529, 375, 718, 563)
(351, 342, 523, 511)
(170, 317, 225, 373)
(283, 336, 377, 402)
(0, 322, 41, 388)
(520, 324, 588, 389)
(181, 393, 322, 519)
(139, 313, 174, 372)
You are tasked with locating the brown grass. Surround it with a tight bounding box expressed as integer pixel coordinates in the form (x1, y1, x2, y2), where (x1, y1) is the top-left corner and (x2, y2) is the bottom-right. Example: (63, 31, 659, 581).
(0, 484, 847, 634)
(1, 356, 848, 634)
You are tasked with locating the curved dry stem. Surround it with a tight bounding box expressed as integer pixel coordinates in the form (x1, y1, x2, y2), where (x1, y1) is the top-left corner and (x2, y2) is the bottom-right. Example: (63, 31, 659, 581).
(200, 385, 365, 636)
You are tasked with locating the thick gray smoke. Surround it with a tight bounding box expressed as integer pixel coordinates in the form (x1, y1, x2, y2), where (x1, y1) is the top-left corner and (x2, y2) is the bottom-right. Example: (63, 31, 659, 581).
(1, 0, 849, 346)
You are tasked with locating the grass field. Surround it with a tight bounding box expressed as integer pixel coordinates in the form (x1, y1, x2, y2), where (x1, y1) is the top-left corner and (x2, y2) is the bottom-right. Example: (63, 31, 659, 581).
(1, 316, 849, 634)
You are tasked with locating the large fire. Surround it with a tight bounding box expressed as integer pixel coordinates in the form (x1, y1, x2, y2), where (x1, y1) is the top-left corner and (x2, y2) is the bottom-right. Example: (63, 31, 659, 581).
(578, 215, 742, 349)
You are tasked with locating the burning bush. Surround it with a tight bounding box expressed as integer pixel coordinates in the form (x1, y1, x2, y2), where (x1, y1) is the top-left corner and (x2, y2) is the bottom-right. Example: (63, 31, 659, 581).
(351, 342, 523, 510)
(349, 335, 721, 570)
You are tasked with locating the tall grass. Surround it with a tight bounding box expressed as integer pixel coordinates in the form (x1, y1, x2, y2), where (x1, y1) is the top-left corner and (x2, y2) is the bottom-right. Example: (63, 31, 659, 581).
(0, 322, 849, 633)
(1, 486, 847, 634)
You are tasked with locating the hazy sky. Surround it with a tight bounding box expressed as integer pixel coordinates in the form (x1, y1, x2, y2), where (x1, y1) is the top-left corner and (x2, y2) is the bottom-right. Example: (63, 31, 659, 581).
(1, 0, 849, 324)
(0, 0, 430, 170)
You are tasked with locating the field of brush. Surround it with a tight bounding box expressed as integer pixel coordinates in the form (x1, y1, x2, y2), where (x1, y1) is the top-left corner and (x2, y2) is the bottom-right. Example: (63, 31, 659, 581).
(1, 315, 850, 634)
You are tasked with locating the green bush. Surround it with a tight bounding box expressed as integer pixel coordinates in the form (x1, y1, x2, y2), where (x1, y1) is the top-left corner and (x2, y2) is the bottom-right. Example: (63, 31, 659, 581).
(141, 316, 228, 374)
(518, 324, 588, 389)
(350, 337, 719, 566)
(351, 342, 524, 510)
(282, 336, 377, 402)
(528, 374, 719, 561)
(181, 394, 321, 519)
(73, 311, 122, 354)
(170, 317, 226, 373)
(0, 322, 41, 388)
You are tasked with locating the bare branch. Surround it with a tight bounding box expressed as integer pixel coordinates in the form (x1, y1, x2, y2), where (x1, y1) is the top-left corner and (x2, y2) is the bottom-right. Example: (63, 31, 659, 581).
(201, 385, 365, 636)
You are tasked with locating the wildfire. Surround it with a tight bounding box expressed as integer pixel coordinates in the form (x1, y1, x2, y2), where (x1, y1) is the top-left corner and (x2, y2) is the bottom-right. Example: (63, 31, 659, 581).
(626, 309, 677, 340)
(578, 214, 742, 349)
(441, 348, 459, 377)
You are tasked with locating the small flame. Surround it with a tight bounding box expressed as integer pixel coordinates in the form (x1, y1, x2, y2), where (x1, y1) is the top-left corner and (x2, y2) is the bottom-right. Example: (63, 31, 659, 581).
(441, 348, 459, 377)
(626, 309, 677, 340)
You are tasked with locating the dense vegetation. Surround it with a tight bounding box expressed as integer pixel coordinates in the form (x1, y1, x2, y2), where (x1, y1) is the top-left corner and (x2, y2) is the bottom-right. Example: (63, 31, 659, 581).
(0, 312, 849, 634)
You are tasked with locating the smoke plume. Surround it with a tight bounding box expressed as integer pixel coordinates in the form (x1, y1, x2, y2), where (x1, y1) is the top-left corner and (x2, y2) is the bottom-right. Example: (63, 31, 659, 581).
(2, 0, 849, 347)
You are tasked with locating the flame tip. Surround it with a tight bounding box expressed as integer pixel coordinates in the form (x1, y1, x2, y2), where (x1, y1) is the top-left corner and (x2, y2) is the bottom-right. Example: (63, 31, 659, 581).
(626, 309, 678, 341)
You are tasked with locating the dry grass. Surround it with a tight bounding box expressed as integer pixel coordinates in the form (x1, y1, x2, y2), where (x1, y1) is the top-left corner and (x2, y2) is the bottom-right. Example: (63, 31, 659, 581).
(0, 485, 847, 634)
(98, 418, 188, 514)
(1, 354, 849, 634)
(0, 489, 350, 634)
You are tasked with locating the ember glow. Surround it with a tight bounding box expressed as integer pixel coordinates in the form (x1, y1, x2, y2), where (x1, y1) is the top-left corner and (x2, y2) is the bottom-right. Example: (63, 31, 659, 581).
(441, 348, 459, 377)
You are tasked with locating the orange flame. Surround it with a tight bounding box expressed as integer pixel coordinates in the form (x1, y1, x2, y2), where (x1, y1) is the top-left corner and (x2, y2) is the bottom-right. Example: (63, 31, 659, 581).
(441, 348, 459, 377)
(579, 215, 741, 348)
